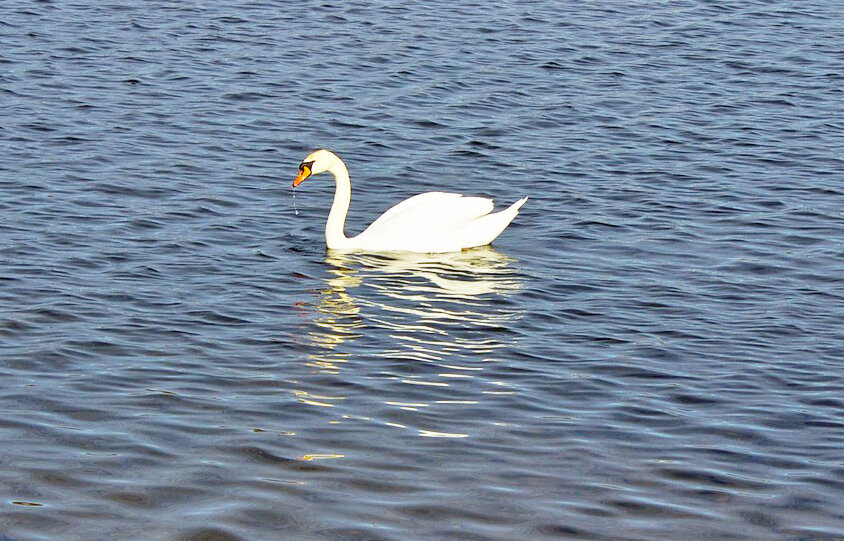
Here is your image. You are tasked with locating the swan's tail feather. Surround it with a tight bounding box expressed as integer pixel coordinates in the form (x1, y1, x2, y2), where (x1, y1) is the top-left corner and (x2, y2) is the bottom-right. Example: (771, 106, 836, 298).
(511, 196, 529, 213)
(454, 196, 528, 249)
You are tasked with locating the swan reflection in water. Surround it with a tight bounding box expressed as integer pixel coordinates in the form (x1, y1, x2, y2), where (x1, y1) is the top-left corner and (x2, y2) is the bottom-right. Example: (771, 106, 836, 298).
(298, 247, 525, 435)
(308, 246, 524, 364)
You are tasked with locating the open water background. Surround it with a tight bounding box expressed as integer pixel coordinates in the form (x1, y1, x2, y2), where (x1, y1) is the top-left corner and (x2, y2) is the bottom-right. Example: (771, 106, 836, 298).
(2, 1, 843, 539)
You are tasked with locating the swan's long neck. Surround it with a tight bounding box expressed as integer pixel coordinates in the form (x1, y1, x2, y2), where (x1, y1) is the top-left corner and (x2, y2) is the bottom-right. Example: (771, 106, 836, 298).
(325, 158, 352, 249)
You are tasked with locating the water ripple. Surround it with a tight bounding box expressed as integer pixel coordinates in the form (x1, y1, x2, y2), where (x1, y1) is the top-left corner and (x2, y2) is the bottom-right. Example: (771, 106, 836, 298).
(1, 0, 843, 539)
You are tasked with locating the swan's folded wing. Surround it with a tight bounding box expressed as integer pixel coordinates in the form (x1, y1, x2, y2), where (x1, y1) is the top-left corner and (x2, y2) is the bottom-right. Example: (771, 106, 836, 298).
(358, 192, 494, 249)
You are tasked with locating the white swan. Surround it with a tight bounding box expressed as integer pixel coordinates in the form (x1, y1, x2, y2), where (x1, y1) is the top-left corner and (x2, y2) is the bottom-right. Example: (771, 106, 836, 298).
(293, 149, 527, 253)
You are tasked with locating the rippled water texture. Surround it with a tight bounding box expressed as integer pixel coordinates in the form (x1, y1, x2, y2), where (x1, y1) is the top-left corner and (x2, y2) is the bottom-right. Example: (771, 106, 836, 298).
(2, 1, 843, 539)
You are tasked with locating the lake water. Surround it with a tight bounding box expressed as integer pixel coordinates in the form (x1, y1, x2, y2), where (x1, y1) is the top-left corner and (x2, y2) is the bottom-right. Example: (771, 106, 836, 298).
(2, 1, 843, 539)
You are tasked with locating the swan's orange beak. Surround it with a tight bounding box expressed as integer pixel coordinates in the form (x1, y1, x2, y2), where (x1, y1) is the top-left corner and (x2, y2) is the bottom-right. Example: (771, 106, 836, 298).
(293, 164, 311, 187)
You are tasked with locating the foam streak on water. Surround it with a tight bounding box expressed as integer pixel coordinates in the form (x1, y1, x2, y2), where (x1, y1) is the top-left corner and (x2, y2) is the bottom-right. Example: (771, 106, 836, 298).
(1, 1, 843, 539)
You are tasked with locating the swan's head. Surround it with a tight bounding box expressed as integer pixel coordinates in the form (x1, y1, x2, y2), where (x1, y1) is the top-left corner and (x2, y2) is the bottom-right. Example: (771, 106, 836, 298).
(293, 149, 339, 187)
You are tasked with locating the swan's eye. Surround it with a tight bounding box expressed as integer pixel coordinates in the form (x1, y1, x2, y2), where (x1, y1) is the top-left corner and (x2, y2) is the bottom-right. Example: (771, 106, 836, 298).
(299, 161, 314, 172)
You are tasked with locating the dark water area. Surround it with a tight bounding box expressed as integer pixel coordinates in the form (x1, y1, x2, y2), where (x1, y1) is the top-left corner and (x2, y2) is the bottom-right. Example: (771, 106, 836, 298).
(2, 1, 843, 539)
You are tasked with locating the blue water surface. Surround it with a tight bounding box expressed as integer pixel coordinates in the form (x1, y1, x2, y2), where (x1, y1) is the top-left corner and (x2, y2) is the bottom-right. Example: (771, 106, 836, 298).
(1, 1, 843, 539)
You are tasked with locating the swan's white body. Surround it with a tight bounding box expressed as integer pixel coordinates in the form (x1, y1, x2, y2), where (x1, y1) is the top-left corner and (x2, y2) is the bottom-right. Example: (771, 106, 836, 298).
(294, 150, 527, 253)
